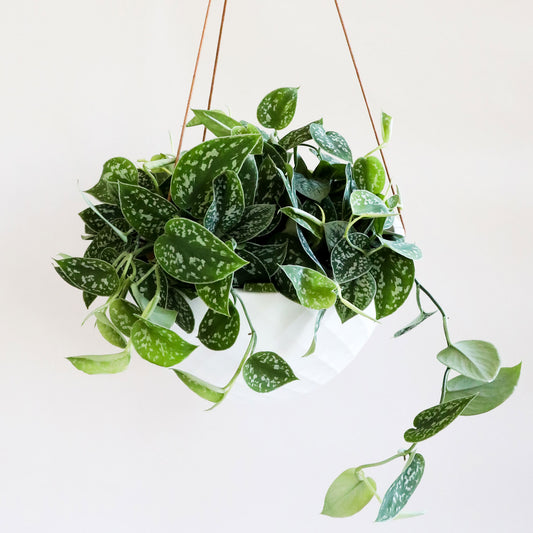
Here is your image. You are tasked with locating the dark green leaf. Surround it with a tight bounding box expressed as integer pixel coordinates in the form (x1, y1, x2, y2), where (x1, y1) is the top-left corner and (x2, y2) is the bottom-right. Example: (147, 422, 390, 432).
(86, 157, 138, 204)
(281, 265, 337, 309)
(279, 119, 323, 149)
(233, 248, 270, 286)
(404, 396, 476, 443)
(79, 204, 123, 234)
(331, 237, 371, 283)
(198, 301, 240, 351)
(165, 287, 195, 333)
(335, 273, 377, 323)
(293, 173, 330, 202)
(257, 87, 299, 130)
(324, 221, 348, 251)
(310, 123, 352, 162)
(257, 156, 284, 204)
(226, 204, 276, 242)
(55, 257, 119, 296)
(196, 275, 233, 316)
(280, 206, 323, 238)
(394, 311, 435, 338)
(322, 469, 376, 517)
(239, 156, 258, 206)
(241, 242, 287, 277)
(68, 350, 130, 375)
(243, 351, 298, 392)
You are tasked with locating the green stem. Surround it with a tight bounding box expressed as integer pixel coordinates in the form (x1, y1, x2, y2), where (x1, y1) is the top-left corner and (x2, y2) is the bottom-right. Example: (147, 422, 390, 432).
(140, 267, 161, 320)
(142, 166, 162, 196)
(364, 141, 387, 158)
(343, 215, 363, 238)
(356, 444, 416, 472)
(416, 281, 452, 347)
(439, 367, 451, 404)
(337, 289, 379, 323)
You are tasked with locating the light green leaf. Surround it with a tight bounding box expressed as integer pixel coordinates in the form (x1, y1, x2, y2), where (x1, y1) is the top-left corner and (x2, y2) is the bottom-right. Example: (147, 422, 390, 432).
(331, 238, 371, 283)
(198, 301, 240, 351)
(381, 112, 393, 144)
(437, 340, 501, 382)
(394, 311, 435, 338)
(404, 396, 476, 443)
(279, 119, 323, 150)
(109, 299, 140, 336)
(118, 183, 178, 241)
(55, 257, 119, 296)
(243, 351, 298, 392)
(196, 275, 233, 316)
(376, 453, 425, 522)
(280, 265, 337, 310)
(130, 284, 177, 329)
(131, 318, 197, 367)
(95, 311, 127, 348)
(187, 109, 241, 137)
(227, 204, 276, 242)
(280, 206, 324, 238)
(303, 309, 326, 357)
(173, 369, 225, 403)
(257, 87, 299, 130)
(154, 218, 248, 284)
(335, 272, 377, 323)
(443, 363, 522, 415)
(353, 157, 386, 195)
(371, 248, 415, 320)
(386, 194, 400, 209)
(322, 469, 376, 517)
(203, 171, 245, 235)
(68, 350, 130, 375)
(379, 236, 422, 260)
(171, 135, 260, 217)
(350, 189, 390, 217)
(310, 123, 352, 163)
(239, 156, 258, 206)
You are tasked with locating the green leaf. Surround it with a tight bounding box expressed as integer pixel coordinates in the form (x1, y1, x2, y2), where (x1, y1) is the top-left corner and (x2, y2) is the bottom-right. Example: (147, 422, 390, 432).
(303, 309, 326, 357)
(233, 249, 270, 286)
(196, 275, 233, 316)
(226, 204, 276, 242)
(371, 248, 415, 319)
(83, 221, 130, 260)
(324, 221, 348, 251)
(335, 272, 377, 323)
(310, 123, 352, 163)
(131, 319, 197, 367)
(95, 311, 127, 348)
(83, 291, 97, 308)
(165, 287, 195, 333)
(257, 87, 299, 130)
(443, 363, 522, 415)
(203, 171, 245, 235)
(279, 119, 323, 149)
(350, 189, 390, 217)
(118, 183, 178, 241)
(154, 218, 248, 284)
(187, 109, 241, 137)
(280, 206, 324, 238)
(68, 350, 130, 375)
(86, 157, 138, 204)
(257, 156, 284, 205)
(241, 242, 287, 277)
(376, 453, 425, 522)
(381, 112, 393, 144)
(322, 469, 376, 517)
(171, 134, 260, 217)
(386, 194, 400, 209)
(55, 257, 119, 296)
(404, 396, 476, 443)
(296, 226, 326, 275)
(331, 238, 371, 284)
(394, 311, 435, 338)
(293, 173, 331, 202)
(173, 369, 225, 403)
(280, 265, 337, 310)
(109, 299, 141, 336)
(239, 156, 258, 206)
(353, 156, 386, 194)
(79, 203, 123, 234)
(437, 340, 501, 382)
(243, 282, 277, 293)
(130, 284, 178, 329)
(198, 301, 240, 351)
(243, 351, 298, 392)
(131, 260, 168, 306)
(379, 236, 422, 260)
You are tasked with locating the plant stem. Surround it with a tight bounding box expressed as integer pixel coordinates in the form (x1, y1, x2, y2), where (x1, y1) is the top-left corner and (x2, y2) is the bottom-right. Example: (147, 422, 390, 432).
(439, 367, 451, 404)
(356, 444, 416, 472)
(337, 292, 378, 323)
(416, 281, 452, 347)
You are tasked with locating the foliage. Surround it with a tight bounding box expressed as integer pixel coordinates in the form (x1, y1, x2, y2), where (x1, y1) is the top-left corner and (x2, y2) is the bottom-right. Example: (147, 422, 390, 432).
(55, 88, 520, 523)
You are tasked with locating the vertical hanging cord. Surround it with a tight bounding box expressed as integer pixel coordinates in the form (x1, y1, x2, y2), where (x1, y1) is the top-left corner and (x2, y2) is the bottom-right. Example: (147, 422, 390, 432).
(333, 0, 406, 232)
(174, 0, 213, 165)
(203, 0, 229, 142)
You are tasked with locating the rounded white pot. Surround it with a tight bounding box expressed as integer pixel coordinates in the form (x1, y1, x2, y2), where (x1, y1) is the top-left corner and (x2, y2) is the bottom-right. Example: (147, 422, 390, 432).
(176, 291, 377, 400)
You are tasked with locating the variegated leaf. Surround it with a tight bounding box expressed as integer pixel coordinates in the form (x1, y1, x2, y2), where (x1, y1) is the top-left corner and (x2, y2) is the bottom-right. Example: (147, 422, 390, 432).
(79, 203, 123, 234)
(55, 257, 119, 296)
(279, 119, 323, 150)
(257, 156, 284, 204)
(243, 351, 298, 392)
(335, 272, 377, 323)
(257, 87, 299, 130)
(95, 311, 127, 348)
(109, 299, 141, 336)
(331, 238, 371, 284)
(280, 265, 337, 310)
(173, 369, 225, 403)
(196, 275, 233, 316)
(226, 204, 276, 242)
(310, 123, 352, 162)
(165, 287, 195, 333)
(68, 350, 130, 375)
(280, 206, 323, 238)
(324, 221, 348, 251)
(241, 242, 287, 277)
(198, 301, 240, 351)
(353, 156, 386, 194)
(379, 236, 422, 260)
(239, 155, 258, 206)
(350, 189, 390, 217)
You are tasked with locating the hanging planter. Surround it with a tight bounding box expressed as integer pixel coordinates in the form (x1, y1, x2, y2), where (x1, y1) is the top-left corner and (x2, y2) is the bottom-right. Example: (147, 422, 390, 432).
(54, 0, 521, 524)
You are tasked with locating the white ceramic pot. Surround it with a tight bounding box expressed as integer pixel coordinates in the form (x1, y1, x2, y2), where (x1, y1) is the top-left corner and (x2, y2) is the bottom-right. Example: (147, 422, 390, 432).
(176, 290, 376, 400)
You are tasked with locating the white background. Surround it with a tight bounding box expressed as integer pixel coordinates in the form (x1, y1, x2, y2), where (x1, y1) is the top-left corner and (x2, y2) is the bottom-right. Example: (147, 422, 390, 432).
(1, 0, 532, 531)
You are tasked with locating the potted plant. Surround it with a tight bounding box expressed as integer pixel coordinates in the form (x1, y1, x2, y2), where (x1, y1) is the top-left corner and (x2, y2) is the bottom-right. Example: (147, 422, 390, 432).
(54, 87, 520, 522)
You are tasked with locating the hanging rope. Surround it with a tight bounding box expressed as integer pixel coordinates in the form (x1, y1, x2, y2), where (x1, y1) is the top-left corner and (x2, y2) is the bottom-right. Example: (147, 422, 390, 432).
(174, 0, 213, 165)
(203, 0, 229, 141)
(333, 0, 406, 232)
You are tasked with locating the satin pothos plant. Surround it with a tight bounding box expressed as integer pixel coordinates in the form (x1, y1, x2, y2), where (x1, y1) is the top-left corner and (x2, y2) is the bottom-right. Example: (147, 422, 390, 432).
(55, 87, 520, 522)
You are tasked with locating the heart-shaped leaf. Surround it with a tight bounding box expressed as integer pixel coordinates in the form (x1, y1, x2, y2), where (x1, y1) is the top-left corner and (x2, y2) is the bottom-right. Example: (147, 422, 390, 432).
(353, 157, 386, 194)
(198, 301, 240, 351)
(86, 157, 138, 204)
(376, 453, 425, 522)
(404, 396, 476, 443)
(187, 109, 241, 137)
(331, 238, 372, 283)
(280, 265, 337, 310)
(243, 351, 298, 392)
(55, 257, 119, 296)
(280, 206, 324, 238)
(371, 248, 415, 319)
(335, 272, 377, 323)
(310, 123, 352, 162)
(350, 190, 390, 218)
(79, 203, 123, 234)
(171, 134, 260, 217)
(155, 218, 248, 284)
(379, 236, 422, 261)
(165, 287, 195, 333)
(227, 204, 276, 242)
(443, 363, 522, 416)
(173, 369, 225, 403)
(257, 87, 299, 130)
(68, 350, 130, 375)
(109, 299, 141, 336)
(293, 173, 331, 202)
(239, 156, 258, 206)
(322, 469, 376, 517)
(437, 340, 501, 382)
(257, 156, 284, 205)
(324, 221, 348, 251)
(233, 249, 270, 286)
(131, 319, 197, 367)
(118, 183, 178, 241)
(241, 242, 287, 277)
(279, 119, 323, 150)
(95, 311, 127, 348)
(196, 275, 233, 316)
